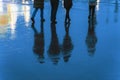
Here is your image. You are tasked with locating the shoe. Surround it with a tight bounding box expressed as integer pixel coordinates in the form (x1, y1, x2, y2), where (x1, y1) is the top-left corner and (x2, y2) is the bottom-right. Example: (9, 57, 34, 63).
(31, 18, 35, 23)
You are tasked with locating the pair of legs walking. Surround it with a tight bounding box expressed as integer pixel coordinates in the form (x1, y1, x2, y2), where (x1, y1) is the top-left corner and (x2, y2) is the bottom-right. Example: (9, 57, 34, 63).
(31, 8, 45, 23)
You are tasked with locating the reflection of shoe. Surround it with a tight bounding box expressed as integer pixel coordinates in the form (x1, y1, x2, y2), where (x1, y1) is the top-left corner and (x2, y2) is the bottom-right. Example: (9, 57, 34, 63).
(31, 18, 35, 23)
(41, 18, 45, 22)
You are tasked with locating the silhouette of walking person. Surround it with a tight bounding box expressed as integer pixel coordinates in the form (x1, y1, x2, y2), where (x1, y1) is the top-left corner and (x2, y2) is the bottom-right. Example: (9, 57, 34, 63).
(63, 0, 73, 23)
(31, 0, 45, 23)
(88, 0, 97, 19)
(62, 23, 73, 62)
(86, 13, 97, 56)
(48, 23, 60, 65)
(31, 22, 45, 64)
(50, 0, 59, 24)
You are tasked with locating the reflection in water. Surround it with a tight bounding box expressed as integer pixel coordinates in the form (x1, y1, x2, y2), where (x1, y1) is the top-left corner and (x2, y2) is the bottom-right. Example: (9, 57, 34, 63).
(114, 0, 119, 22)
(88, 0, 97, 19)
(0, 14, 9, 38)
(31, 22, 45, 64)
(63, 0, 73, 23)
(62, 23, 73, 62)
(0, 14, 9, 26)
(7, 4, 18, 33)
(96, 0, 100, 11)
(106, 2, 109, 24)
(0, 2, 31, 38)
(22, 5, 30, 26)
(0, 2, 8, 38)
(48, 23, 60, 65)
(86, 18, 97, 56)
(86, 1, 97, 56)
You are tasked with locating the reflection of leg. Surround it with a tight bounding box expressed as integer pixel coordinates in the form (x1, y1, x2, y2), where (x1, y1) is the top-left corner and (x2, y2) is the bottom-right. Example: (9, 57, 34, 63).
(31, 24, 38, 34)
(31, 8, 38, 23)
(92, 6, 95, 18)
(65, 10, 67, 23)
(88, 6, 92, 19)
(51, 6, 58, 23)
(67, 9, 70, 22)
(40, 8, 45, 22)
(89, 6, 92, 16)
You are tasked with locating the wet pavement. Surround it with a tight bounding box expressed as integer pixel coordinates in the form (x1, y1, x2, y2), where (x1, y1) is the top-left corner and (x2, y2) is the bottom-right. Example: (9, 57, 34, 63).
(0, 0, 120, 80)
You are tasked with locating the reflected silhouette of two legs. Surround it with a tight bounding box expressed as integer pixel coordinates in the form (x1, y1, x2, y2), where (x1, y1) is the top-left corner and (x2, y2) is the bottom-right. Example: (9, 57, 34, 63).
(31, 21, 45, 64)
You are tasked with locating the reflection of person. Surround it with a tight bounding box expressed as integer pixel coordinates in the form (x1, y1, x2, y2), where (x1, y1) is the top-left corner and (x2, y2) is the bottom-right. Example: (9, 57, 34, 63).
(31, 22, 45, 64)
(88, 0, 97, 19)
(48, 23, 60, 65)
(31, 0, 45, 23)
(86, 14, 97, 56)
(62, 23, 73, 62)
(50, 0, 59, 24)
(63, 0, 73, 23)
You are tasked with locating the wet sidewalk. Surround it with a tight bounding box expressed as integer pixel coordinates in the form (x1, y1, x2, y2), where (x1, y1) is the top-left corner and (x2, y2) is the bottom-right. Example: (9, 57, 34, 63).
(0, 0, 120, 80)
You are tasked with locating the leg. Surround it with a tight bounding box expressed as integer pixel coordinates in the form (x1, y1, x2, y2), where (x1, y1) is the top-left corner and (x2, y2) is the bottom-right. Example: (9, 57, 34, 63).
(50, 0, 59, 23)
(65, 9, 67, 23)
(40, 8, 45, 22)
(88, 5, 92, 19)
(65, 9, 70, 23)
(92, 6, 95, 18)
(32, 8, 38, 18)
(67, 9, 70, 22)
(31, 8, 38, 23)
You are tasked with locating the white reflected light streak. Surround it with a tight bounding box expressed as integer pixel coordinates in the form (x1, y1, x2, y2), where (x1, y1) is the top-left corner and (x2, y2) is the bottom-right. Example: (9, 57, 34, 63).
(96, 0, 100, 11)
(7, 4, 18, 39)
(0, 2, 3, 12)
(22, 5, 30, 27)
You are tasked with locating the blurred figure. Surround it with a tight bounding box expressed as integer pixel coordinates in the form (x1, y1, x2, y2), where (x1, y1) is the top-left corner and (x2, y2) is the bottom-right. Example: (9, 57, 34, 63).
(63, 0, 73, 23)
(48, 23, 60, 65)
(31, 0, 45, 23)
(88, 0, 97, 19)
(86, 14, 97, 56)
(31, 21, 45, 64)
(62, 23, 73, 62)
(50, 0, 59, 24)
